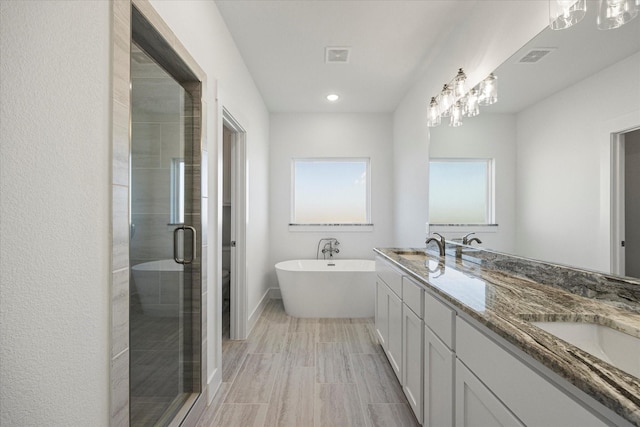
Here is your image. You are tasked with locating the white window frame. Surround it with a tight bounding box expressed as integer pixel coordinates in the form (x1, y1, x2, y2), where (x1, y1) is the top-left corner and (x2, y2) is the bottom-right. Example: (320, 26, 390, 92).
(428, 157, 496, 226)
(289, 157, 373, 232)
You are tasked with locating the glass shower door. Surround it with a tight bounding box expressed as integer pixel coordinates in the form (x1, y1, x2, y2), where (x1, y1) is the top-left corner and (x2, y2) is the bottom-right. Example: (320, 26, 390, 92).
(129, 42, 200, 426)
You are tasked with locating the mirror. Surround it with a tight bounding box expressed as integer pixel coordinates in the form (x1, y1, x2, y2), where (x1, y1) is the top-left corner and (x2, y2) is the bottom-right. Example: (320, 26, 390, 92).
(429, 1, 640, 277)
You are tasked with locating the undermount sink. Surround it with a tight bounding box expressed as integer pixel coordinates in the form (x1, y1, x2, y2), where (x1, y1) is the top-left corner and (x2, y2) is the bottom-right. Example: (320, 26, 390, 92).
(394, 250, 428, 262)
(532, 321, 640, 378)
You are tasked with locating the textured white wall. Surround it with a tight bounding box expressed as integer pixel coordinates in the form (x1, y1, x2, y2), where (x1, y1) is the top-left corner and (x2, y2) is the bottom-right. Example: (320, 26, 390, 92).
(429, 114, 517, 253)
(148, 0, 271, 397)
(0, 2, 111, 425)
(516, 52, 640, 272)
(268, 113, 395, 287)
(392, 1, 547, 248)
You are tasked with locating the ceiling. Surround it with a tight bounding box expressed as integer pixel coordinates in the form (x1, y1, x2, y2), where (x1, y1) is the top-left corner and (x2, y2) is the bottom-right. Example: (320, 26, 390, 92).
(216, 0, 640, 115)
(215, 0, 470, 113)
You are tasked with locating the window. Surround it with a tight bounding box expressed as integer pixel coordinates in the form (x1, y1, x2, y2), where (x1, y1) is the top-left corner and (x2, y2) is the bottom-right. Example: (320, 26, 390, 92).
(292, 158, 370, 225)
(429, 158, 494, 224)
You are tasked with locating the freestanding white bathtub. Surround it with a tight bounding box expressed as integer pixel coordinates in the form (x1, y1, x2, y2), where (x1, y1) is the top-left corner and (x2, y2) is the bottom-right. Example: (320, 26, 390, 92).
(131, 259, 183, 317)
(275, 259, 375, 318)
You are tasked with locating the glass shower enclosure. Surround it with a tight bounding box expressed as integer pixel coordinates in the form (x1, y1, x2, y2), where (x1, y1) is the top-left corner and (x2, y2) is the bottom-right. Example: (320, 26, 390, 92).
(129, 39, 201, 426)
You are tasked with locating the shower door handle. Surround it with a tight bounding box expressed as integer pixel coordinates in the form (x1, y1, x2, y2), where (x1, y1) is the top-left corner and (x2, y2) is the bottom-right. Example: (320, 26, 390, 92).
(174, 225, 197, 264)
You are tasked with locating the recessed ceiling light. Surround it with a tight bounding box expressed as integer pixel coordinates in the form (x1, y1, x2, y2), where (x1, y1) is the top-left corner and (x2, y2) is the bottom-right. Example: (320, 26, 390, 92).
(326, 94, 339, 102)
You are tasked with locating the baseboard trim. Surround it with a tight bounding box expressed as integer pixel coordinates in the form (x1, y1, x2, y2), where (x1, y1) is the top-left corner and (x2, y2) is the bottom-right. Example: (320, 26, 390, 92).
(247, 290, 270, 334)
(207, 367, 221, 405)
(268, 287, 282, 299)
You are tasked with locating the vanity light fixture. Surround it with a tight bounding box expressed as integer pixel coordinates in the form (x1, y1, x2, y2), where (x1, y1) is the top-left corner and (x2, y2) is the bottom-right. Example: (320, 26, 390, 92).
(326, 93, 340, 102)
(426, 68, 497, 128)
(597, 0, 639, 29)
(549, 0, 587, 30)
(549, 0, 638, 30)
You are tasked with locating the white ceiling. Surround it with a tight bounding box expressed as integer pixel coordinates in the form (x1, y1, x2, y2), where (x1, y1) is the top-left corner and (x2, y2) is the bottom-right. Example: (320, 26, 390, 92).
(215, 0, 470, 113)
(216, 0, 640, 114)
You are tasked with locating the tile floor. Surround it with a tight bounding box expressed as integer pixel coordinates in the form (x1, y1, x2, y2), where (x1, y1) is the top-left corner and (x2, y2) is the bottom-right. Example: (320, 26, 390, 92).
(197, 299, 419, 427)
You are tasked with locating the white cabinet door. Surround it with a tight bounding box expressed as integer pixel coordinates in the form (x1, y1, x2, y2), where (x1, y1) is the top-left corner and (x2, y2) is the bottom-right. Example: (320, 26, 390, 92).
(375, 280, 389, 348)
(402, 305, 423, 424)
(424, 326, 454, 427)
(388, 289, 403, 380)
(455, 360, 525, 427)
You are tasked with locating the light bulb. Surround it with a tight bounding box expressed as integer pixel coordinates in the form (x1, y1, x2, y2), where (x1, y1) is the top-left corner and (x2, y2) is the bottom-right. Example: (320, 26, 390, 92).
(464, 89, 480, 117)
(549, 0, 587, 30)
(440, 84, 454, 117)
(454, 68, 467, 98)
(449, 101, 463, 127)
(597, 0, 638, 29)
(478, 74, 498, 106)
(427, 97, 441, 127)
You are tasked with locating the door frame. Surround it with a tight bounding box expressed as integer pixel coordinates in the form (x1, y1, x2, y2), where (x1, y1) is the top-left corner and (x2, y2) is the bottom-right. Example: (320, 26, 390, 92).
(611, 124, 640, 276)
(222, 108, 248, 340)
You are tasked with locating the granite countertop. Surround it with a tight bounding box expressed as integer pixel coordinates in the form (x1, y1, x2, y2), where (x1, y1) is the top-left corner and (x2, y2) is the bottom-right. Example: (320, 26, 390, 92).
(374, 246, 640, 426)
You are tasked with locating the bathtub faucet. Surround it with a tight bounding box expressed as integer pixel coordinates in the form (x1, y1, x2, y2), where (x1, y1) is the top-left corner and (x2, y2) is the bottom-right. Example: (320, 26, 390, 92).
(317, 238, 340, 259)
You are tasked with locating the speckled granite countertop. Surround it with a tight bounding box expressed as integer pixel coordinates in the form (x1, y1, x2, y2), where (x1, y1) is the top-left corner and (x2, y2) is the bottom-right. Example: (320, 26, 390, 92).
(374, 246, 640, 426)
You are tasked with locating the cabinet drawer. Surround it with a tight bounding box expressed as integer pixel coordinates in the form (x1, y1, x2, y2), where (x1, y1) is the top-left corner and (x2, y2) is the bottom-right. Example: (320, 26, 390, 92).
(402, 277, 423, 319)
(424, 291, 455, 349)
(376, 256, 402, 297)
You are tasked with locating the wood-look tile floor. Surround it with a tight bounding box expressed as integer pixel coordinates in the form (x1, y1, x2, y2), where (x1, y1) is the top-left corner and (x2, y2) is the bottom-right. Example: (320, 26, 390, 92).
(197, 299, 419, 427)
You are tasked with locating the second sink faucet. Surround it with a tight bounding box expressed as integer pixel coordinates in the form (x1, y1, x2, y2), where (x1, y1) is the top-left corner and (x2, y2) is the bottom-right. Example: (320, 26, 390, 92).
(426, 233, 446, 257)
(462, 232, 482, 245)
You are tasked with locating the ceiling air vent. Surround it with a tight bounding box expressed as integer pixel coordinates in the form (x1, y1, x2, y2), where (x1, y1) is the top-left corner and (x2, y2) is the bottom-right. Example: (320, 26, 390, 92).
(325, 47, 351, 64)
(518, 48, 557, 64)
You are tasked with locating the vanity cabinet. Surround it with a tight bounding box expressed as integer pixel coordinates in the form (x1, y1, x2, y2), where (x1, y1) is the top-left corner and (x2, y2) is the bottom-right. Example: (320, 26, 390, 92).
(375, 271, 403, 380)
(456, 318, 608, 427)
(402, 277, 424, 423)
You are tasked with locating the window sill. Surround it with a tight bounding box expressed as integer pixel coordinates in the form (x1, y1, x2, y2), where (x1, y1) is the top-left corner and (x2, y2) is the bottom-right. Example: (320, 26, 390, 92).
(288, 223, 374, 232)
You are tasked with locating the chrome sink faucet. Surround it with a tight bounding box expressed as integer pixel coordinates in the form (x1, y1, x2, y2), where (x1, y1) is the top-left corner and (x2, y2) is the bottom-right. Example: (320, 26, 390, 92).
(462, 232, 482, 245)
(426, 233, 446, 257)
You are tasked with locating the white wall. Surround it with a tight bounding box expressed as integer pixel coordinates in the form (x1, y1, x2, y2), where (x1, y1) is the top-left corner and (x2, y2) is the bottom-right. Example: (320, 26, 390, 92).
(0, 2, 111, 425)
(148, 0, 271, 399)
(392, 1, 547, 248)
(516, 52, 640, 272)
(429, 114, 517, 253)
(269, 113, 395, 286)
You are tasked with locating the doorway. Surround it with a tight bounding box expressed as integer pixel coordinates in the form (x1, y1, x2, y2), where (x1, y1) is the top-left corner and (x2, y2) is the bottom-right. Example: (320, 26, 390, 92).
(612, 127, 640, 279)
(221, 110, 248, 341)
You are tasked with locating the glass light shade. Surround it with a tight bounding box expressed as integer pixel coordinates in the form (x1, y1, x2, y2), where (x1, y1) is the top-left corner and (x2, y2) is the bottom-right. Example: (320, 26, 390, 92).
(597, 0, 638, 29)
(440, 84, 454, 117)
(549, 0, 587, 30)
(427, 97, 441, 127)
(464, 89, 480, 117)
(478, 74, 498, 106)
(449, 101, 463, 127)
(454, 68, 467, 98)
